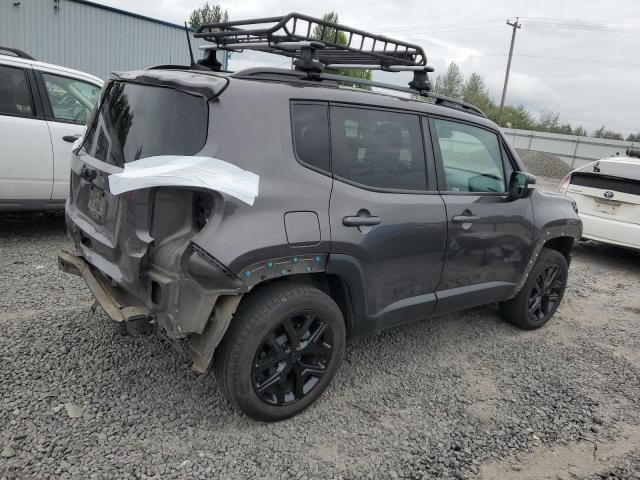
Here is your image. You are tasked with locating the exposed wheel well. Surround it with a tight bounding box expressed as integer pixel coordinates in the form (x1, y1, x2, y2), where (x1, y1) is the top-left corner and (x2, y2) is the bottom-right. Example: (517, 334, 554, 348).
(245, 274, 354, 336)
(543, 236, 575, 261)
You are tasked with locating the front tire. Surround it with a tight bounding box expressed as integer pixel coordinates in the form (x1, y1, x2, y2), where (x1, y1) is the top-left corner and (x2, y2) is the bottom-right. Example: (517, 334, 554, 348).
(214, 282, 346, 422)
(500, 248, 568, 330)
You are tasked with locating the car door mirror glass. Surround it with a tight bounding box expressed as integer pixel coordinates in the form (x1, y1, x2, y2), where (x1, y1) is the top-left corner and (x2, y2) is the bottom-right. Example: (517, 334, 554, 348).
(508, 171, 536, 197)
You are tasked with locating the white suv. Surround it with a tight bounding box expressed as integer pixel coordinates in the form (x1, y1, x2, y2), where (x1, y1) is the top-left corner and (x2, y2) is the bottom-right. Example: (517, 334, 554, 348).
(0, 47, 103, 211)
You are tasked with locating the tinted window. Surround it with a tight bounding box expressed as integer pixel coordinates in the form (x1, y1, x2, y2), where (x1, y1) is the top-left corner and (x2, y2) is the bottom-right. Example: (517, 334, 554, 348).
(0, 65, 33, 117)
(330, 107, 427, 190)
(42, 73, 100, 124)
(432, 119, 506, 193)
(291, 103, 330, 172)
(83, 82, 208, 167)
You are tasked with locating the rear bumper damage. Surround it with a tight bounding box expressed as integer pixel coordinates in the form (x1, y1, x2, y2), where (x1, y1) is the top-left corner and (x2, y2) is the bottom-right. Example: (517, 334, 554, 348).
(58, 249, 244, 373)
(58, 251, 155, 335)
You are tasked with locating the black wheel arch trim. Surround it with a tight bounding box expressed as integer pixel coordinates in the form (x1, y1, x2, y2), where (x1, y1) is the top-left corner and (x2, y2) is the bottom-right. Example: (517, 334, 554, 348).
(509, 224, 581, 300)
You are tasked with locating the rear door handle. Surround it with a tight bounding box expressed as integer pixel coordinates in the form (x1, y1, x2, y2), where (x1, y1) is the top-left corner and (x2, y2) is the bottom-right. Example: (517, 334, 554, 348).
(452, 215, 480, 223)
(343, 215, 381, 227)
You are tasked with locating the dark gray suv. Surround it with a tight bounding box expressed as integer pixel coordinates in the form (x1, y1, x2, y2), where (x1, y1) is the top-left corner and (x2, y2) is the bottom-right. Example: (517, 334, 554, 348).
(59, 14, 582, 421)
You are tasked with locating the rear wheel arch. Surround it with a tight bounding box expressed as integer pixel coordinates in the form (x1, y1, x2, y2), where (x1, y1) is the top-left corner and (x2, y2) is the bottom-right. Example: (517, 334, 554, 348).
(239, 273, 354, 337)
(543, 235, 575, 262)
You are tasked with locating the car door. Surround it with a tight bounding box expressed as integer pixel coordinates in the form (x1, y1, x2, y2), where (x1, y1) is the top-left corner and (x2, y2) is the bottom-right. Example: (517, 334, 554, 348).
(429, 116, 534, 315)
(327, 105, 447, 335)
(36, 70, 101, 200)
(0, 63, 53, 201)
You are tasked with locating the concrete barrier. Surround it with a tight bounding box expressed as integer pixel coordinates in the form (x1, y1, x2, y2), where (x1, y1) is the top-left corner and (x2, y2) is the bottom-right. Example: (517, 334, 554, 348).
(502, 128, 638, 170)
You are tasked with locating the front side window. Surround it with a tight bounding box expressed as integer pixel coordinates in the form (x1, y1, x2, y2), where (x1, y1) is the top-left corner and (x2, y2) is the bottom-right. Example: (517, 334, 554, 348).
(431, 119, 506, 193)
(291, 103, 330, 172)
(42, 73, 100, 124)
(330, 106, 427, 191)
(0, 65, 33, 117)
(82, 81, 208, 167)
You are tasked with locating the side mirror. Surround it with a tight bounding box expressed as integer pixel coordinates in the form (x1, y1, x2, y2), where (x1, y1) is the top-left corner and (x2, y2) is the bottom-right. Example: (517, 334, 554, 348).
(508, 171, 536, 198)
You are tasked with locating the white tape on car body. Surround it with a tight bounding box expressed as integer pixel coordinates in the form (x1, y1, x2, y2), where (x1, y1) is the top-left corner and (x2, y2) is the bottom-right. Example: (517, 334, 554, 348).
(108, 156, 260, 206)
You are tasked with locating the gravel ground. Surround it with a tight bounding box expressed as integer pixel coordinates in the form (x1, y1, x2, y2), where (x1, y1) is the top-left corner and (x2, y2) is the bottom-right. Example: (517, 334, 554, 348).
(517, 149, 573, 179)
(1, 212, 639, 480)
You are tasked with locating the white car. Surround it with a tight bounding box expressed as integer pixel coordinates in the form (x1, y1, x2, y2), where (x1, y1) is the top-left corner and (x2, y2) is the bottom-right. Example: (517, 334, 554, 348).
(0, 46, 103, 211)
(559, 148, 640, 251)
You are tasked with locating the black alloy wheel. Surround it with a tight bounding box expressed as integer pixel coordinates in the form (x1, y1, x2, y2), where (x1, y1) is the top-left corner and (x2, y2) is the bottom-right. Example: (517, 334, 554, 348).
(500, 247, 569, 330)
(252, 311, 333, 406)
(527, 265, 564, 323)
(214, 282, 345, 422)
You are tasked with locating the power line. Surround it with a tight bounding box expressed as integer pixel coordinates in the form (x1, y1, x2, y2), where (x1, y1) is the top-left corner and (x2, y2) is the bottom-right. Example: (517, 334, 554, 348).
(514, 54, 640, 67)
(464, 53, 640, 67)
(378, 24, 504, 34)
(517, 16, 640, 26)
(369, 18, 501, 32)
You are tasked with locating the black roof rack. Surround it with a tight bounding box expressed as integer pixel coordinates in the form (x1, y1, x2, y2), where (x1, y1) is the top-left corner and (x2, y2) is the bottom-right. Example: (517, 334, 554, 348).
(194, 13, 432, 87)
(0, 46, 35, 60)
(194, 13, 427, 67)
(193, 13, 485, 117)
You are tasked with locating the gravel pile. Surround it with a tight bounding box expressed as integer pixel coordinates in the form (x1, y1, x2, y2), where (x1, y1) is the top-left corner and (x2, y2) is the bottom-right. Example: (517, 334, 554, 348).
(517, 149, 573, 179)
(1, 214, 640, 479)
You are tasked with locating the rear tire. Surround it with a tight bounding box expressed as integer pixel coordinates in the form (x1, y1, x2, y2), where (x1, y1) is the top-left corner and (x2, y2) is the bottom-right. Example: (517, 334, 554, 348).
(500, 248, 568, 330)
(214, 282, 346, 422)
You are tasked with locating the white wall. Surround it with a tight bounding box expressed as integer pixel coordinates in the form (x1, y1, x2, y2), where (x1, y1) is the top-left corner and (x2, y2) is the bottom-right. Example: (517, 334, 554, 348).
(503, 128, 638, 169)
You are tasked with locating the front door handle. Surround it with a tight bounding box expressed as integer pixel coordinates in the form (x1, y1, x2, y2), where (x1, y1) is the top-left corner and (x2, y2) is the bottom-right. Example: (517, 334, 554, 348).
(63, 134, 82, 143)
(452, 215, 480, 223)
(343, 214, 381, 227)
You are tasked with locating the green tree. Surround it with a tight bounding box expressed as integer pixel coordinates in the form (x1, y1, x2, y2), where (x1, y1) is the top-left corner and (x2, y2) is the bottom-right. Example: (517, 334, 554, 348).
(627, 132, 640, 142)
(573, 125, 587, 137)
(188, 2, 228, 29)
(593, 125, 624, 140)
(536, 110, 575, 134)
(432, 62, 464, 99)
(462, 73, 494, 113)
(487, 104, 535, 130)
(537, 110, 561, 132)
(312, 12, 372, 87)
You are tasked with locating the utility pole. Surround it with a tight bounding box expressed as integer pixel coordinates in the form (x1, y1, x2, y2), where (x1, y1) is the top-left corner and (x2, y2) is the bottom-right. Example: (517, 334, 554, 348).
(498, 17, 521, 125)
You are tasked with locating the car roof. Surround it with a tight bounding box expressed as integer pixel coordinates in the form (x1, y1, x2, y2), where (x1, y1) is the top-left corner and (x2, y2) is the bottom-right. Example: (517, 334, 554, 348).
(226, 73, 499, 129)
(573, 156, 640, 181)
(0, 52, 103, 86)
(129, 67, 496, 129)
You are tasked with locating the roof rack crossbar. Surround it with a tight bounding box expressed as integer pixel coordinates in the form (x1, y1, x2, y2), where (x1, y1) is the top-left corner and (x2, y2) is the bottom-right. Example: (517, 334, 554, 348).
(194, 12, 428, 70)
(230, 67, 487, 118)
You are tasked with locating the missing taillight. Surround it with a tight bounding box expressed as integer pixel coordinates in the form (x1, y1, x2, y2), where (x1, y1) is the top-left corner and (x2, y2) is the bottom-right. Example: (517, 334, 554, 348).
(193, 193, 214, 231)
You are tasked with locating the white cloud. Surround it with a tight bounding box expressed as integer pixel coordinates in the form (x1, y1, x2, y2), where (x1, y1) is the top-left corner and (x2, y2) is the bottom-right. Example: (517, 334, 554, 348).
(90, 0, 640, 135)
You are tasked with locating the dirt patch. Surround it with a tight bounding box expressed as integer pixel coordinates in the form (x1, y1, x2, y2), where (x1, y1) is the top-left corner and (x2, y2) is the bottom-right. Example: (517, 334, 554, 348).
(479, 424, 640, 480)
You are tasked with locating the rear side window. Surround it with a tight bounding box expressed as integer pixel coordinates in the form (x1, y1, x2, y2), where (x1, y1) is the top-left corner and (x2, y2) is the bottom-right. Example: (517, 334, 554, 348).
(330, 106, 427, 191)
(291, 103, 330, 172)
(431, 118, 506, 193)
(42, 73, 101, 125)
(83, 82, 208, 167)
(0, 65, 33, 117)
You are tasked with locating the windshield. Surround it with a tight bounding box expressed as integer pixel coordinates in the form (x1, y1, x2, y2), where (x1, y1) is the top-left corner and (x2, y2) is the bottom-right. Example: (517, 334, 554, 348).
(82, 81, 209, 167)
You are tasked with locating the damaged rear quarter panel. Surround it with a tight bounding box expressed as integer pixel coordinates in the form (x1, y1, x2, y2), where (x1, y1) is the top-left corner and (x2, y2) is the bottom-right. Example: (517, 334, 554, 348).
(191, 81, 333, 275)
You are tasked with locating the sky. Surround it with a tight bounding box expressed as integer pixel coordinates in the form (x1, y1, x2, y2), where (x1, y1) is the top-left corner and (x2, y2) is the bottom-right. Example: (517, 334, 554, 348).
(93, 0, 640, 136)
